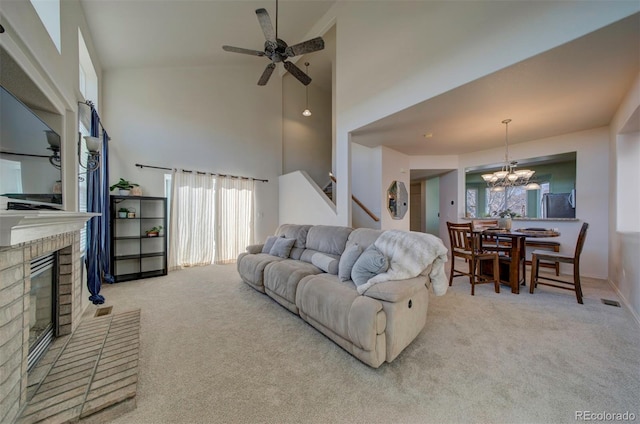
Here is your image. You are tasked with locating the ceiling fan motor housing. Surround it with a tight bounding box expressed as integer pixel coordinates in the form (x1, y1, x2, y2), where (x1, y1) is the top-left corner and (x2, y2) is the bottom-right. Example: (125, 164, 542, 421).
(265, 39, 288, 62)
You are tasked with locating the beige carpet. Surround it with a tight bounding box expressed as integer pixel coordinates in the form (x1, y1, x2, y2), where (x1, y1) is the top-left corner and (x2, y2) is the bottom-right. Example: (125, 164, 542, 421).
(84, 262, 640, 424)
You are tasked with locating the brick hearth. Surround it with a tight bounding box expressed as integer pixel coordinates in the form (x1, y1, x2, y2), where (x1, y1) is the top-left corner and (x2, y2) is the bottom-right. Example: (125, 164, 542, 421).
(17, 309, 140, 423)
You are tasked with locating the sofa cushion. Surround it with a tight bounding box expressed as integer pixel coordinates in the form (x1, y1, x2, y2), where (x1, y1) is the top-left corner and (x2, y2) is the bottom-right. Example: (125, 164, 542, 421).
(264, 260, 323, 309)
(363, 275, 428, 302)
(311, 253, 339, 275)
(338, 244, 362, 282)
(296, 274, 385, 351)
(275, 224, 312, 260)
(237, 252, 284, 290)
(345, 228, 383, 251)
(269, 237, 296, 258)
(305, 225, 353, 256)
(261, 235, 282, 253)
(351, 245, 388, 287)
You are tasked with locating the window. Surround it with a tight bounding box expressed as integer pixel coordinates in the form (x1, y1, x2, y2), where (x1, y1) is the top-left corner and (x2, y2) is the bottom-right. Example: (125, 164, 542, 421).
(0, 159, 23, 194)
(486, 186, 527, 217)
(78, 29, 98, 104)
(30, 0, 61, 53)
(166, 173, 255, 267)
(466, 188, 477, 218)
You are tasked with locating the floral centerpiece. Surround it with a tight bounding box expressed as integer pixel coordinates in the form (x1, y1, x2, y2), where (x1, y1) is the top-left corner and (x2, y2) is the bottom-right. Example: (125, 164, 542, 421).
(493, 209, 518, 230)
(493, 209, 518, 218)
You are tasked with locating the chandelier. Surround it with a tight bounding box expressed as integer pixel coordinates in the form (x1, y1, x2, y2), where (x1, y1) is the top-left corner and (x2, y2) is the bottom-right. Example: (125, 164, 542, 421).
(481, 119, 540, 192)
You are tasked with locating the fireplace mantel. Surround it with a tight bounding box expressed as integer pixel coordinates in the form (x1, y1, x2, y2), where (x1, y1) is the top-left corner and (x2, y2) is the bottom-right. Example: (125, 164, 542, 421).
(0, 211, 99, 246)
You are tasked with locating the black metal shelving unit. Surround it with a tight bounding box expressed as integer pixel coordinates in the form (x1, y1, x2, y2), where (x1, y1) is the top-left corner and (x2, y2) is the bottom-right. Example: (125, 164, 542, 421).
(110, 195, 167, 282)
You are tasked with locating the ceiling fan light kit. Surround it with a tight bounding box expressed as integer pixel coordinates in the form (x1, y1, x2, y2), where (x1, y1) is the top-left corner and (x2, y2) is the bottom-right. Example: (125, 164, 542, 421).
(222, 1, 325, 86)
(482, 119, 540, 192)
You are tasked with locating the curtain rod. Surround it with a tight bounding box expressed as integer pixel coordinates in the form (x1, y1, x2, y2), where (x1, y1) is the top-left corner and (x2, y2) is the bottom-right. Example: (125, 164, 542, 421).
(135, 163, 269, 183)
(78, 100, 109, 135)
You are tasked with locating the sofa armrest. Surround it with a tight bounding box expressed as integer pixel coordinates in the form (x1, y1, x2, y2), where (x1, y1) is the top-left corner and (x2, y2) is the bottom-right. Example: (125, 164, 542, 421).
(363, 276, 427, 303)
(246, 244, 264, 254)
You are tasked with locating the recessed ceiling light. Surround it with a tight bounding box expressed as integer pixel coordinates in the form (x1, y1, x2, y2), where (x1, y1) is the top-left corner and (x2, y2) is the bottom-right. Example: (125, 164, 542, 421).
(423, 133, 433, 139)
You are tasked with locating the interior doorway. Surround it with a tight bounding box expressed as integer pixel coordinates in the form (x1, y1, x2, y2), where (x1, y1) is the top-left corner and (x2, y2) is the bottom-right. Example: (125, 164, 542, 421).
(409, 176, 441, 236)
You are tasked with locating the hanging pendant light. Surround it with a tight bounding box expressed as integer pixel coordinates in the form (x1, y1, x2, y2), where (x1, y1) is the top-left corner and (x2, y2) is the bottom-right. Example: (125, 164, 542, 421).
(302, 62, 312, 117)
(481, 119, 540, 191)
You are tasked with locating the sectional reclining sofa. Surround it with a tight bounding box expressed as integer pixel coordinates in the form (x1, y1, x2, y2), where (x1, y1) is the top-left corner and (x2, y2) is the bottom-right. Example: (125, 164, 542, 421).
(237, 224, 449, 368)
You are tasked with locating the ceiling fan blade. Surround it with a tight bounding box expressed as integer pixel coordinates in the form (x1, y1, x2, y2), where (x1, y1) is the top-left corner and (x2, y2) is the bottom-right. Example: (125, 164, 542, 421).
(256, 8, 276, 43)
(283, 61, 312, 86)
(284, 37, 325, 57)
(258, 63, 276, 86)
(222, 45, 265, 57)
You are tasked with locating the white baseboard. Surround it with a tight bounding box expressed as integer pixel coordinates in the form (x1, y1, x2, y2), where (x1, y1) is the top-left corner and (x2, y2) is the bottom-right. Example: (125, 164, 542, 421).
(607, 278, 640, 329)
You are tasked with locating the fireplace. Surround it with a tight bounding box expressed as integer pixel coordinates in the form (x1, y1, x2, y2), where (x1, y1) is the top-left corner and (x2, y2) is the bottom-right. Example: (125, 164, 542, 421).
(0, 224, 87, 424)
(27, 252, 58, 371)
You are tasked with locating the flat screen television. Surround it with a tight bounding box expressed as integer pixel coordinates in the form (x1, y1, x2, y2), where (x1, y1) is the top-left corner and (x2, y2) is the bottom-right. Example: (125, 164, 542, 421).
(0, 85, 63, 210)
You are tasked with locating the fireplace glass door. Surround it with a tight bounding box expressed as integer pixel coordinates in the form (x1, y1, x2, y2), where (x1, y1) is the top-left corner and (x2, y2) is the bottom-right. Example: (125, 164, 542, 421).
(28, 253, 57, 371)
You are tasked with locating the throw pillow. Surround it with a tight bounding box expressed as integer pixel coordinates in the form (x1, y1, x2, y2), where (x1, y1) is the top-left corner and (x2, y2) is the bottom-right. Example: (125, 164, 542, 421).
(269, 237, 296, 258)
(311, 253, 339, 275)
(262, 235, 281, 253)
(338, 244, 363, 282)
(351, 245, 389, 288)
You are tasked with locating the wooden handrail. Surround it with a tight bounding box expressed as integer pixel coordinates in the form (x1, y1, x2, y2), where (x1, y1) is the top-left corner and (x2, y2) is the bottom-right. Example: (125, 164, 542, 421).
(329, 175, 380, 222)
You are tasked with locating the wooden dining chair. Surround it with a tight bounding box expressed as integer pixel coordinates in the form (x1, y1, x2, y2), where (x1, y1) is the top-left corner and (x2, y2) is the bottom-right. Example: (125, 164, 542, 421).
(447, 222, 500, 295)
(471, 219, 498, 231)
(529, 222, 589, 304)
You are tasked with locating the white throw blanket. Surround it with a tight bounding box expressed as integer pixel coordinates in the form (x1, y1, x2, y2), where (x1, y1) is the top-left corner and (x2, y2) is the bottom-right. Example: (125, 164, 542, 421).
(358, 230, 449, 296)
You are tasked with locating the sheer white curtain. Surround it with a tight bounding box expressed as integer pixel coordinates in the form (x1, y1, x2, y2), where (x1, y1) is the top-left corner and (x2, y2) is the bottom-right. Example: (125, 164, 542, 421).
(215, 177, 255, 264)
(169, 170, 216, 270)
(168, 170, 255, 269)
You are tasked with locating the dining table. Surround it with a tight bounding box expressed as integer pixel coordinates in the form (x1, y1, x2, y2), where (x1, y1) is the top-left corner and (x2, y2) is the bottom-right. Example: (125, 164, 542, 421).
(479, 228, 561, 294)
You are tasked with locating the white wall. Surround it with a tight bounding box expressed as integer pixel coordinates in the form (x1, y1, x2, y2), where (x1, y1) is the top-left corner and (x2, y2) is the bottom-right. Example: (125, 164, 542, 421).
(283, 74, 332, 187)
(380, 146, 410, 230)
(609, 73, 640, 323)
(278, 171, 341, 227)
(616, 131, 640, 232)
(103, 65, 282, 243)
(351, 143, 381, 229)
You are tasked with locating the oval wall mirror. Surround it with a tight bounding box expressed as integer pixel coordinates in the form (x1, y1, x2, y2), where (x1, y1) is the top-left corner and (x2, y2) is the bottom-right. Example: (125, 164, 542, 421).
(387, 180, 408, 220)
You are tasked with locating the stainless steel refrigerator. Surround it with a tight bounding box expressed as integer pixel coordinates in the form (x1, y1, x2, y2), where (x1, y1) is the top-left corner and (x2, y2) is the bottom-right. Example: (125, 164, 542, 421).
(542, 190, 576, 218)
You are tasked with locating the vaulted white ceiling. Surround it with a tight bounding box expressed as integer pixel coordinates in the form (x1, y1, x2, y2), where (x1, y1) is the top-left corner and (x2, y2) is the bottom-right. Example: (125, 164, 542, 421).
(351, 13, 640, 156)
(80, 1, 639, 157)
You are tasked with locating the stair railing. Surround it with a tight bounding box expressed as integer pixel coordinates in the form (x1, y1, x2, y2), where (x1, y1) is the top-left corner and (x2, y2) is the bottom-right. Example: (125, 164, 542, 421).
(329, 174, 380, 222)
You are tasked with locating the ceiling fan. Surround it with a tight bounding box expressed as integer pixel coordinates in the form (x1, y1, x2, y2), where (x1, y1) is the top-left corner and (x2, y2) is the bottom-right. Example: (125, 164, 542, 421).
(222, 0, 325, 86)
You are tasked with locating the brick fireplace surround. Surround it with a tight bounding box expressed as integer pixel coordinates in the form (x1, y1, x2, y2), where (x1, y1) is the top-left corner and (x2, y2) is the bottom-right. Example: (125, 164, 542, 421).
(0, 231, 83, 423)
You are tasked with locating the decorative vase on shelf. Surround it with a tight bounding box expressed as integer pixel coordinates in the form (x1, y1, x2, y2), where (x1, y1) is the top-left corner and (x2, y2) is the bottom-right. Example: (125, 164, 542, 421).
(130, 186, 142, 196)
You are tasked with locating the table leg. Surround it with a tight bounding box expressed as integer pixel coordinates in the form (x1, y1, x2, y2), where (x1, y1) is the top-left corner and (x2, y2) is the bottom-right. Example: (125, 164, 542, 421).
(509, 236, 525, 294)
